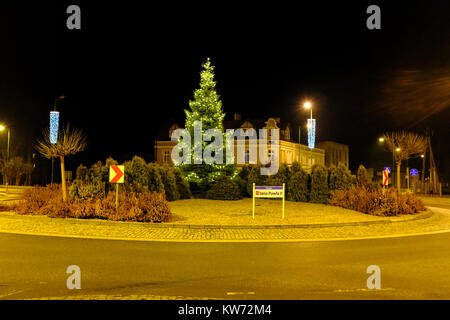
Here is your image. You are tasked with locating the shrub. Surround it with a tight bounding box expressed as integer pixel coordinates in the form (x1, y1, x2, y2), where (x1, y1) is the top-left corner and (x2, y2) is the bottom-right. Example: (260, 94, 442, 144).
(147, 163, 165, 193)
(288, 168, 309, 202)
(310, 164, 329, 203)
(236, 165, 253, 197)
(70, 180, 105, 200)
(247, 165, 267, 196)
(206, 175, 242, 200)
(159, 165, 180, 201)
(16, 184, 62, 215)
(329, 186, 426, 216)
(108, 191, 172, 222)
(357, 164, 371, 187)
(15, 185, 172, 222)
(290, 161, 302, 175)
(124, 156, 150, 190)
(173, 167, 191, 199)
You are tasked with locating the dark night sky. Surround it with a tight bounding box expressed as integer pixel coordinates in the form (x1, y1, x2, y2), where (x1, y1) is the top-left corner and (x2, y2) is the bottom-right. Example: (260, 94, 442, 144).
(0, 1, 449, 184)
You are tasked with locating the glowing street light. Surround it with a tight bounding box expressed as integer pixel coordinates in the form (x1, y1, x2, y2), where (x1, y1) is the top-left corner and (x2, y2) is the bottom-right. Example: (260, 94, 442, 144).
(51, 95, 65, 184)
(0, 124, 11, 193)
(304, 101, 314, 168)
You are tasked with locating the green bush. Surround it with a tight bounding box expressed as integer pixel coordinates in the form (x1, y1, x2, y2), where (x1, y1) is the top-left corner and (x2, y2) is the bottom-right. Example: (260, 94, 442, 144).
(71, 158, 120, 199)
(70, 180, 105, 200)
(290, 161, 302, 175)
(310, 164, 329, 203)
(288, 168, 309, 202)
(329, 187, 426, 216)
(246, 165, 267, 196)
(147, 162, 165, 193)
(173, 167, 191, 199)
(124, 156, 150, 191)
(357, 164, 371, 187)
(206, 175, 242, 200)
(159, 165, 180, 201)
(329, 163, 353, 191)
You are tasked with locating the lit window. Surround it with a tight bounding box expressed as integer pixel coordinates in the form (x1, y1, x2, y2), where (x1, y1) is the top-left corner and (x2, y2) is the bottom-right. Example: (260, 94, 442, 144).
(164, 151, 170, 163)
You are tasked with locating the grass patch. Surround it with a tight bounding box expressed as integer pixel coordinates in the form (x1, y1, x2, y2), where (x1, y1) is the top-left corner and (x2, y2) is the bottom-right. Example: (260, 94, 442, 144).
(168, 198, 391, 225)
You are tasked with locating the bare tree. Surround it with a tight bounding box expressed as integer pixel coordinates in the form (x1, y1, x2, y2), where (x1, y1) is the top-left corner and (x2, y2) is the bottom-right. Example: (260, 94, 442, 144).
(35, 125, 87, 202)
(382, 131, 427, 191)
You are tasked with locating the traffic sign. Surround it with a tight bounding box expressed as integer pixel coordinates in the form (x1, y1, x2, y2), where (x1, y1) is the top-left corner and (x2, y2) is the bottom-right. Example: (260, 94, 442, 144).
(410, 168, 418, 177)
(109, 165, 125, 183)
(383, 167, 391, 174)
(252, 184, 285, 219)
(382, 169, 389, 186)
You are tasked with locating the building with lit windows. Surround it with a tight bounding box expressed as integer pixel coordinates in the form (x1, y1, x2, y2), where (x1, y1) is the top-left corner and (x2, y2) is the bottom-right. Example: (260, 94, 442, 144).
(154, 114, 346, 171)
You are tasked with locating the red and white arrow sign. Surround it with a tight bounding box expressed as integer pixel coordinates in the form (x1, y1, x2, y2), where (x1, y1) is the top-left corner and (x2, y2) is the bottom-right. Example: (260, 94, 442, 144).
(109, 165, 125, 183)
(382, 169, 389, 186)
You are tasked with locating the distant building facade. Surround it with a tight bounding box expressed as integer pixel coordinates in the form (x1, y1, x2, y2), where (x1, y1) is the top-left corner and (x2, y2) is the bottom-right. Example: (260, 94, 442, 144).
(316, 141, 349, 169)
(154, 114, 326, 171)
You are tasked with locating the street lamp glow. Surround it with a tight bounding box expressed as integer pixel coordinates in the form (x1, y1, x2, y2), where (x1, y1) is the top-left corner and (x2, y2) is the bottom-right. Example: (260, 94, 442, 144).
(421, 154, 425, 158)
(396, 148, 401, 152)
(0, 125, 5, 131)
(378, 137, 384, 142)
(304, 101, 312, 109)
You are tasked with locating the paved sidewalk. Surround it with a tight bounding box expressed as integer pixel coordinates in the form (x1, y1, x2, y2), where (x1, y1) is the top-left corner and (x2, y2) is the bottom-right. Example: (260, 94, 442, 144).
(0, 208, 447, 241)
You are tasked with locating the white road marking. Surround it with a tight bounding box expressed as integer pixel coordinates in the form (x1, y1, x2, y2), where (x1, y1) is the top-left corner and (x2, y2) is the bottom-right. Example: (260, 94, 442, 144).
(226, 292, 255, 295)
(334, 288, 395, 293)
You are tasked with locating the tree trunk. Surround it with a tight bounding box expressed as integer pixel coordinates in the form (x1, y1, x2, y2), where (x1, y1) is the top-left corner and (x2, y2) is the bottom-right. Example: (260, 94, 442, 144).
(396, 161, 401, 192)
(60, 156, 67, 202)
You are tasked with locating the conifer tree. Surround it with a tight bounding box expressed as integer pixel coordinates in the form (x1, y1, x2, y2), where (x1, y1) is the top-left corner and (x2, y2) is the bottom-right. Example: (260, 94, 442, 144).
(180, 58, 236, 191)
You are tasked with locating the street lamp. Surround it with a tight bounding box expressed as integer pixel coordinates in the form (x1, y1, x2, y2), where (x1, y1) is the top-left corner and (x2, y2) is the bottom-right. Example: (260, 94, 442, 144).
(0, 125, 10, 193)
(304, 101, 313, 168)
(51, 95, 65, 184)
(378, 137, 400, 189)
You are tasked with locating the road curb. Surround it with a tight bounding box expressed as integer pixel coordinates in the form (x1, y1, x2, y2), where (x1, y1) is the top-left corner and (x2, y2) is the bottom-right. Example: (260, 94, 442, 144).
(137, 210, 433, 229)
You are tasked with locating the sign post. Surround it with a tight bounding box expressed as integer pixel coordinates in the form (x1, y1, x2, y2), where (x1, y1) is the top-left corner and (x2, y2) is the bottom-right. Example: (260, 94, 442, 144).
(382, 168, 389, 194)
(410, 169, 418, 194)
(109, 165, 125, 211)
(252, 183, 285, 219)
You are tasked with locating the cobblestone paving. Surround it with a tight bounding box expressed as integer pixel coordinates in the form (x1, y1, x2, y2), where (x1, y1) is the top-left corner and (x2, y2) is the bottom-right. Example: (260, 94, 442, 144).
(0, 208, 448, 241)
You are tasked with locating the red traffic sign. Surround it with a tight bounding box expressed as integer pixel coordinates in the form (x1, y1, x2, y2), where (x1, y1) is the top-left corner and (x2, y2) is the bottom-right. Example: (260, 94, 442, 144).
(382, 169, 389, 186)
(109, 165, 125, 183)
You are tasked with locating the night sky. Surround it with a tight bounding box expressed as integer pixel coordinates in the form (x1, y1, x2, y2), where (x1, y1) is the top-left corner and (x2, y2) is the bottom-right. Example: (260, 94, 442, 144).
(1, 1, 449, 184)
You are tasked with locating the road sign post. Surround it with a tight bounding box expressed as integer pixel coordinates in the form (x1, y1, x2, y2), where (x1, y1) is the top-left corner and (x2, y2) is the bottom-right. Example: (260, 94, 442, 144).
(410, 169, 418, 194)
(109, 165, 125, 211)
(252, 183, 285, 219)
(382, 168, 389, 194)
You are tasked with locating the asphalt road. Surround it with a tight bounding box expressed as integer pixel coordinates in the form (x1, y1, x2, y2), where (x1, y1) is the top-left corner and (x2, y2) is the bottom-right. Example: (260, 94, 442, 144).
(1, 231, 450, 300)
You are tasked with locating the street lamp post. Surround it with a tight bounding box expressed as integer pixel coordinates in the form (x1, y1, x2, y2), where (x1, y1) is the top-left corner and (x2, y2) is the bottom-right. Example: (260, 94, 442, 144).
(51, 95, 65, 184)
(378, 137, 399, 189)
(0, 125, 10, 193)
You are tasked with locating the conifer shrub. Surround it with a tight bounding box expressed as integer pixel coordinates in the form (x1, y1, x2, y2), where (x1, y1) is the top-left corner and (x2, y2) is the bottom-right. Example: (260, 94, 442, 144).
(159, 165, 180, 201)
(206, 175, 242, 200)
(246, 165, 267, 196)
(288, 168, 309, 202)
(173, 166, 192, 199)
(357, 164, 371, 187)
(309, 164, 329, 203)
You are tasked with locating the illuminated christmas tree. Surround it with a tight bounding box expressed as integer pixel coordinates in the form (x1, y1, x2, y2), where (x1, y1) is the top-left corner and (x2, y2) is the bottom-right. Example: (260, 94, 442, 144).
(180, 58, 236, 194)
